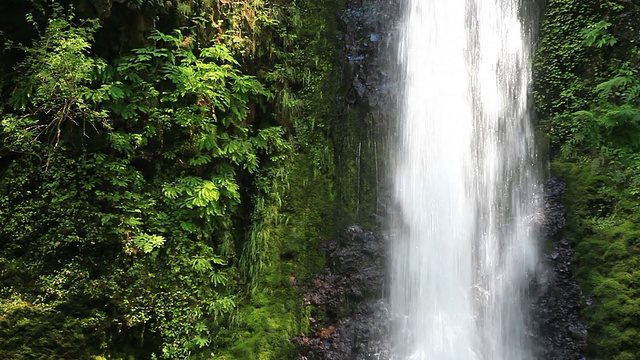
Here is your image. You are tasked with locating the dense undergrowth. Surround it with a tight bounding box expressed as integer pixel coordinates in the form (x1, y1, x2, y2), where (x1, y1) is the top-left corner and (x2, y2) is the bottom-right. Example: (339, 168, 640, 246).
(11, 0, 640, 358)
(535, 0, 640, 358)
(0, 0, 358, 358)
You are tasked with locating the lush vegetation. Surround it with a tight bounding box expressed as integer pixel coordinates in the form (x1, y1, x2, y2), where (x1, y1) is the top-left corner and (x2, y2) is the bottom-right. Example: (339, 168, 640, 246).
(0, 0, 367, 358)
(535, 0, 640, 358)
(11, 0, 640, 358)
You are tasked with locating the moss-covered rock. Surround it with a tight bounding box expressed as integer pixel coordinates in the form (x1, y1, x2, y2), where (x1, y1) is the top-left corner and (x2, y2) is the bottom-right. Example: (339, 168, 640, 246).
(0, 298, 103, 359)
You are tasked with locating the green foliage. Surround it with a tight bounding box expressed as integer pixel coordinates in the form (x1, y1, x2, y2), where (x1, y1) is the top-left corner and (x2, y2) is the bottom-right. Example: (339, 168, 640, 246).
(1, 4, 284, 359)
(534, 0, 601, 150)
(2, 5, 106, 157)
(0, 297, 102, 359)
(214, 0, 344, 357)
(581, 21, 617, 48)
(537, 1, 640, 358)
(551, 161, 640, 359)
(0, 0, 346, 358)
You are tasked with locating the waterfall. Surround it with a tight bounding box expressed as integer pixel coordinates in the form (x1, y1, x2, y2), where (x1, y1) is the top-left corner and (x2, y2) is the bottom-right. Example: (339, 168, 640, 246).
(388, 0, 540, 359)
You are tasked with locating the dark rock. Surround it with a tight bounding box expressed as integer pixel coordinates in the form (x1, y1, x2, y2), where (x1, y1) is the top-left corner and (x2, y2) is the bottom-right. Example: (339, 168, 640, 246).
(91, 0, 113, 17)
(541, 177, 567, 239)
(339, 0, 400, 111)
(533, 177, 587, 360)
(294, 227, 390, 359)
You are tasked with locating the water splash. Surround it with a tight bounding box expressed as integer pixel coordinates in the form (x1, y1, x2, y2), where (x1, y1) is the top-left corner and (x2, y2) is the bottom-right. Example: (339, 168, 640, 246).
(388, 0, 540, 359)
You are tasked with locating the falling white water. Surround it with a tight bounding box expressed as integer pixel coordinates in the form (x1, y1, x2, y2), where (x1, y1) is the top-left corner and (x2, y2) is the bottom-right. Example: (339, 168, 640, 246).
(389, 0, 540, 359)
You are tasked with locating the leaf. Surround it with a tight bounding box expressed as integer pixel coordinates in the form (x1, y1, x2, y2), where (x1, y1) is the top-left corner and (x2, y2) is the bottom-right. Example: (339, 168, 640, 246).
(180, 221, 197, 233)
(133, 234, 166, 254)
(191, 335, 210, 348)
(108, 85, 125, 99)
(191, 257, 212, 273)
(595, 76, 632, 97)
(211, 255, 227, 265)
(210, 271, 228, 286)
(188, 154, 212, 166)
(162, 184, 180, 199)
(200, 45, 238, 65)
(198, 181, 220, 202)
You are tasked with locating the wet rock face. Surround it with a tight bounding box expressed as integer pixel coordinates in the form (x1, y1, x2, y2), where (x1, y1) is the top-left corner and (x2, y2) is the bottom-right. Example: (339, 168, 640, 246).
(541, 177, 567, 239)
(294, 226, 390, 359)
(293, 0, 396, 357)
(340, 0, 400, 114)
(534, 177, 587, 360)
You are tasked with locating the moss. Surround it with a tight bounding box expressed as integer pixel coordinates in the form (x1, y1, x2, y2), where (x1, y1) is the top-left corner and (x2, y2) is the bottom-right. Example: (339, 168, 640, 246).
(552, 160, 640, 358)
(333, 101, 380, 230)
(215, 148, 340, 359)
(0, 298, 102, 359)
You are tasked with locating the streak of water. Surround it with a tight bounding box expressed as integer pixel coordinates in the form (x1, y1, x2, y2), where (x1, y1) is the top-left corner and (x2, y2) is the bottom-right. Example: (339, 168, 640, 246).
(389, 0, 540, 359)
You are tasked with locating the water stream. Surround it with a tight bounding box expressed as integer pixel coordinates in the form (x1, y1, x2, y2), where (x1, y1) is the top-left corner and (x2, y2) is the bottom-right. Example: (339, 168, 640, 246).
(389, 0, 540, 358)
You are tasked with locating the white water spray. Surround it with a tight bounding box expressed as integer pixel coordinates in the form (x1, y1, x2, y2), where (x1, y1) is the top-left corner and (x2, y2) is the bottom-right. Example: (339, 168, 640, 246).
(389, 0, 540, 359)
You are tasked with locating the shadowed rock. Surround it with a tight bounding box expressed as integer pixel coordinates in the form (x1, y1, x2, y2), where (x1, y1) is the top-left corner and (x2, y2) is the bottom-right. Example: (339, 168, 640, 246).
(293, 226, 390, 359)
(533, 177, 587, 360)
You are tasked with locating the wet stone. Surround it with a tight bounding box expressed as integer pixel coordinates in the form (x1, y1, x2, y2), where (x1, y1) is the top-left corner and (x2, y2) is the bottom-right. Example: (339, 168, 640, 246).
(293, 227, 390, 359)
(533, 177, 588, 360)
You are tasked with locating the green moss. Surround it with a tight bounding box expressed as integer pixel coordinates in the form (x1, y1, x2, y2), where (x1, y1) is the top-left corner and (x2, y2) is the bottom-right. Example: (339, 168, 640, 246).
(552, 160, 640, 358)
(0, 298, 102, 359)
(614, 352, 637, 360)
